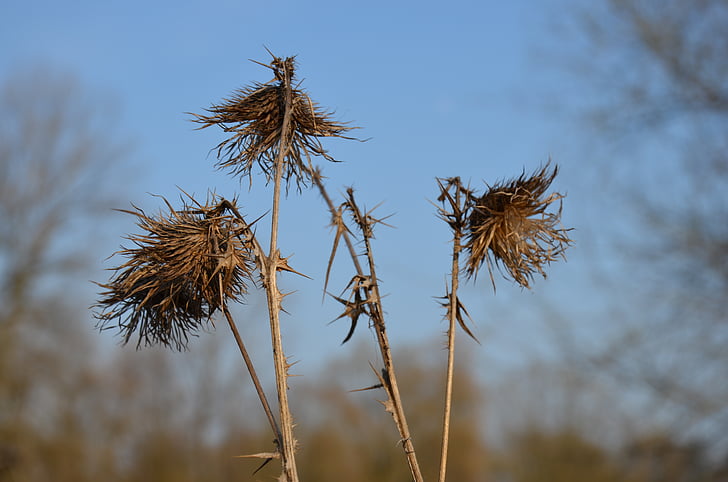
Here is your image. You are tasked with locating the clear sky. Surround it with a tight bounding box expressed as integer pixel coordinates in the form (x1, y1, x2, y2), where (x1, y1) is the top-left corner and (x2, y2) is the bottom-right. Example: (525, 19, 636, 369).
(0, 0, 603, 379)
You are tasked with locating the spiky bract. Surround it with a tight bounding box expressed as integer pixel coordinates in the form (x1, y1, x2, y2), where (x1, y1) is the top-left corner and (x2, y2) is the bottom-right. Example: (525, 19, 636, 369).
(465, 163, 572, 289)
(94, 194, 255, 350)
(191, 56, 354, 189)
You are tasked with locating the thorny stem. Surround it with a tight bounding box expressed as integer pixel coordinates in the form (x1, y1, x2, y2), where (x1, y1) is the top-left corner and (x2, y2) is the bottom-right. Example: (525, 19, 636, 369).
(343, 188, 424, 482)
(222, 304, 282, 446)
(310, 169, 364, 275)
(264, 59, 299, 482)
(364, 238, 424, 482)
(439, 225, 461, 482)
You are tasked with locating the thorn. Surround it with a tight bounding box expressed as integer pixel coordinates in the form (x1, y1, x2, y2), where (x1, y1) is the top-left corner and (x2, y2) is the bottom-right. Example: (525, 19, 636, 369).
(378, 398, 395, 415)
(278, 290, 298, 314)
(234, 451, 280, 459)
(349, 383, 384, 393)
(234, 451, 280, 475)
(274, 252, 312, 279)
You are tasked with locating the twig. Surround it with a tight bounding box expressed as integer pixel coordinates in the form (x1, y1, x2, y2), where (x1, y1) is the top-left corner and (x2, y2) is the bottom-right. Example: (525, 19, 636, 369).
(221, 303, 282, 447)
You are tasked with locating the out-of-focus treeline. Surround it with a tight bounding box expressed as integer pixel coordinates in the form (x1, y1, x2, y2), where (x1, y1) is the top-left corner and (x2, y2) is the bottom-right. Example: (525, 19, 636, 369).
(2, 0, 728, 480)
(555, 0, 728, 470)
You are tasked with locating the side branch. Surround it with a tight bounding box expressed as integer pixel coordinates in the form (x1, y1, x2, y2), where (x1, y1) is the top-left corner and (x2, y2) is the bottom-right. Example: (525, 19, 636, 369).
(320, 183, 424, 482)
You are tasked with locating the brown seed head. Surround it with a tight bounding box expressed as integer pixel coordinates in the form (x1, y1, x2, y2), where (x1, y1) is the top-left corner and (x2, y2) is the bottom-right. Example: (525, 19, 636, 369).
(93, 194, 255, 350)
(465, 163, 572, 290)
(191, 54, 355, 189)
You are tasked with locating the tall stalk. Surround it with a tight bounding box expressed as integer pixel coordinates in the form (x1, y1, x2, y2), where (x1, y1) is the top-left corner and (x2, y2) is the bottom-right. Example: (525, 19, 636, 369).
(263, 59, 299, 481)
(362, 231, 424, 482)
(435, 177, 477, 482)
(324, 185, 424, 482)
(438, 217, 461, 482)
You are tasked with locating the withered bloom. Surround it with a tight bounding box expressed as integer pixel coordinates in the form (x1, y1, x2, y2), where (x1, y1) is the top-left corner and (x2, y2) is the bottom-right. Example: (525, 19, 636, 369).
(465, 163, 572, 289)
(94, 194, 255, 350)
(191, 55, 355, 189)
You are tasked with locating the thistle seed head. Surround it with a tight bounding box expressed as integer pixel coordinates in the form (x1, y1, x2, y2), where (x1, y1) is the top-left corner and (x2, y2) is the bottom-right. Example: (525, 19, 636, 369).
(191, 54, 355, 189)
(93, 194, 255, 350)
(465, 163, 572, 290)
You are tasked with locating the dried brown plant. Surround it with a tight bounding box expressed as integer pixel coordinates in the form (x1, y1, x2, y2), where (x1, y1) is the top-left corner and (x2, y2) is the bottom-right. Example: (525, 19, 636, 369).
(435, 177, 478, 342)
(94, 194, 256, 350)
(435, 167, 571, 481)
(321, 186, 424, 482)
(434, 177, 476, 482)
(191, 55, 355, 189)
(465, 163, 573, 290)
(189, 52, 362, 481)
(92, 49, 575, 482)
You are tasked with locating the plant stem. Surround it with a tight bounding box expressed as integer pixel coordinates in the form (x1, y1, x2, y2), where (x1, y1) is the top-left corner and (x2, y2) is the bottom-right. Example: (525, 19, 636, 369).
(310, 169, 364, 275)
(264, 59, 299, 482)
(367, 274, 424, 481)
(357, 208, 424, 482)
(222, 304, 282, 447)
(316, 180, 423, 480)
(439, 229, 461, 482)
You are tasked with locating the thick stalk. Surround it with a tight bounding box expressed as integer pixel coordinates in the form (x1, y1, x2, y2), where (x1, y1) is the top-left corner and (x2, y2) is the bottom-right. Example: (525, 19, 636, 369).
(264, 61, 299, 481)
(438, 232, 461, 482)
(362, 234, 424, 482)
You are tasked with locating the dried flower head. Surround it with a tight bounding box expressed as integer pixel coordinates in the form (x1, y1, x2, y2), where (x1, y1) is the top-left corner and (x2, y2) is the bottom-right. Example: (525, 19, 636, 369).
(93, 194, 256, 350)
(465, 163, 572, 289)
(191, 53, 355, 189)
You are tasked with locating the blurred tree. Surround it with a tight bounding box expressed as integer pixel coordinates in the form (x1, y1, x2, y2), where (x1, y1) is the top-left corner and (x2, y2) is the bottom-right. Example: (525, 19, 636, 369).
(494, 427, 728, 482)
(495, 428, 631, 482)
(621, 432, 728, 482)
(292, 342, 489, 482)
(562, 0, 728, 459)
(0, 67, 131, 481)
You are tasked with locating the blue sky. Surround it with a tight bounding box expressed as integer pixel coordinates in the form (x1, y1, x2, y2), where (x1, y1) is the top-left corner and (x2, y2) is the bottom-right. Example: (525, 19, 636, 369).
(1, 1, 607, 379)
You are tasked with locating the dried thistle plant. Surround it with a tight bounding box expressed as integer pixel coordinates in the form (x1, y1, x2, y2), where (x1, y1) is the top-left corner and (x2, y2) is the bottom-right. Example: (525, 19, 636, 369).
(321, 186, 424, 482)
(434, 176, 477, 482)
(188, 52, 362, 481)
(465, 162, 573, 290)
(435, 166, 572, 481)
(191, 54, 355, 189)
(93, 193, 255, 350)
(92, 48, 576, 482)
